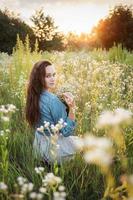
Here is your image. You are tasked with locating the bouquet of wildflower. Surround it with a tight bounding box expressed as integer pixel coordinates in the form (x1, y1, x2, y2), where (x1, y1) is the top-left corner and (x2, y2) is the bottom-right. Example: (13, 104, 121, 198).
(56, 86, 75, 115)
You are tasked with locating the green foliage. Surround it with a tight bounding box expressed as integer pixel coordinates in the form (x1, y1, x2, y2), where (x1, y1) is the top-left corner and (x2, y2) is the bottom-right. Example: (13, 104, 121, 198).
(0, 8, 35, 54)
(30, 8, 65, 51)
(91, 4, 133, 50)
(0, 45, 133, 199)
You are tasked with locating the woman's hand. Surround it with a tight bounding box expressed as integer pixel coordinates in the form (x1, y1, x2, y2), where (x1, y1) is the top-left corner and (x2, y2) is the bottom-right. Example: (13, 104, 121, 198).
(62, 92, 75, 108)
(63, 92, 76, 120)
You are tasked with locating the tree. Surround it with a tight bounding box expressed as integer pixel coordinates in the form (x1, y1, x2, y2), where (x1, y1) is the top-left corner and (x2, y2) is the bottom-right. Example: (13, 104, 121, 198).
(30, 8, 65, 51)
(0, 8, 35, 54)
(91, 5, 133, 50)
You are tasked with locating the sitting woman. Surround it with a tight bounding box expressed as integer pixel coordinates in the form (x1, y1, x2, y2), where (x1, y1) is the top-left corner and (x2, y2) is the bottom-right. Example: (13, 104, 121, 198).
(25, 60, 79, 166)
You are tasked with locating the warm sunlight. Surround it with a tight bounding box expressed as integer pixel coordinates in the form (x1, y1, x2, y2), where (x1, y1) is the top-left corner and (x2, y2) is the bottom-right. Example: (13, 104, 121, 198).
(50, 3, 109, 34)
(0, 0, 132, 34)
(0, 0, 133, 199)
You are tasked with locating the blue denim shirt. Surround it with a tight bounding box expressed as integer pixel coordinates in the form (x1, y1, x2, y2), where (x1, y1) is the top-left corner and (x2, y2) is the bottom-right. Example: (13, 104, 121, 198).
(36, 90, 77, 137)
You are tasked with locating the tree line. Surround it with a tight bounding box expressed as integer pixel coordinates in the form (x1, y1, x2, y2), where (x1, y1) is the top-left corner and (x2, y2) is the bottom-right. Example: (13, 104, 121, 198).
(0, 4, 133, 54)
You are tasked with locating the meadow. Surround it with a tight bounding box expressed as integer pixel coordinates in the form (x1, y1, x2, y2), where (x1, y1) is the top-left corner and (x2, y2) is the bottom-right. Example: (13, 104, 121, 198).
(0, 37, 133, 200)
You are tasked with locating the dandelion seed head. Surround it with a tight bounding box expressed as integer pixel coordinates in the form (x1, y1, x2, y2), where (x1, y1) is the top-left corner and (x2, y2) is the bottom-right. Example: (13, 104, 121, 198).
(35, 167, 44, 174)
(0, 182, 8, 190)
(60, 192, 67, 198)
(97, 108, 133, 128)
(36, 193, 43, 200)
(58, 185, 65, 192)
(44, 173, 62, 186)
(1, 116, 9, 122)
(29, 192, 37, 199)
(84, 149, 112, 166)
(39, 187, 47, 193)
(53, 191, 60, 198)
(17, 177, 27, 186)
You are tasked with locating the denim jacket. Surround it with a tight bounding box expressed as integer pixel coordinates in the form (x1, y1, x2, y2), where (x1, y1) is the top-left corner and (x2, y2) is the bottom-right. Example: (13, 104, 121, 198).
(35, 90, 77, 137)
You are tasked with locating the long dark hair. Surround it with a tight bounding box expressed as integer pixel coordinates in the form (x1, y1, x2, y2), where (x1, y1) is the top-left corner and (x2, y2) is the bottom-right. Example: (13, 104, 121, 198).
(25, 60, 52, 128)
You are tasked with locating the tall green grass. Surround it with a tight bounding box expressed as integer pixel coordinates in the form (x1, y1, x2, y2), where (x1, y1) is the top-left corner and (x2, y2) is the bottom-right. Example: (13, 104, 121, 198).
(0, 37, 133, 199)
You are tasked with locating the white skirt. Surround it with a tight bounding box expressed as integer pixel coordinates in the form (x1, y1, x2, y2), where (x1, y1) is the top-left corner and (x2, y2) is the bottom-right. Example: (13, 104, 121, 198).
(33, 131, 80, 164)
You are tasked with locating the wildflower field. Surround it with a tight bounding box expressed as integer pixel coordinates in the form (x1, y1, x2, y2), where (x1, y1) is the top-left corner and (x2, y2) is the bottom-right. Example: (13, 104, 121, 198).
(0, 38, 133, 200)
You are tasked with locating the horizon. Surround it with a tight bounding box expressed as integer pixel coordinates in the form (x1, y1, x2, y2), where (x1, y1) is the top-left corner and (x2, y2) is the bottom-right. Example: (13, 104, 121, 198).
(0, 0, 132, 35)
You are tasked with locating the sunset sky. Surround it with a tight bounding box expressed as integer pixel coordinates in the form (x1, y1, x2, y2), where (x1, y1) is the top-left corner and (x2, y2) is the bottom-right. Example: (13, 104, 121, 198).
(0, 0, 132, 34)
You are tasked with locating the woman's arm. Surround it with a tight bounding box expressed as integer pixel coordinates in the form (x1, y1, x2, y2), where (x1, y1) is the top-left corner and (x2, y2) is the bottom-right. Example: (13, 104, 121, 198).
(68, 107, 75, 120)
(62, 92, 76, 120)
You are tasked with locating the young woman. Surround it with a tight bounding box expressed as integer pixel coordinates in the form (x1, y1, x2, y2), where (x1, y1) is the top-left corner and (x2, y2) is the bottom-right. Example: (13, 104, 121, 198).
(25, 60, 78, 165)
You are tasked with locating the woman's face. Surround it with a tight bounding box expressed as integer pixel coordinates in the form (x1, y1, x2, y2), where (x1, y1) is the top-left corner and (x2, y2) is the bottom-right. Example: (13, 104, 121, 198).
(44, 65, 56, 90)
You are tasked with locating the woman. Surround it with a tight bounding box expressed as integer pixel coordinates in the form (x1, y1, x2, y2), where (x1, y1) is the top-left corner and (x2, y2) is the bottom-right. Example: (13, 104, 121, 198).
(25, 60, 78, 165)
